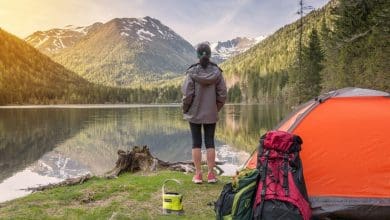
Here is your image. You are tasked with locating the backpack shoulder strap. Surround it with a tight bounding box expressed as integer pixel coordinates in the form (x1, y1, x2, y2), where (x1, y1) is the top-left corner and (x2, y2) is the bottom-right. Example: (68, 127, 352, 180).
(258, 149, 270, 219)
(209, 62, 223, 72)
(187, 63, 199, 71)
(282, 153, 290, 196)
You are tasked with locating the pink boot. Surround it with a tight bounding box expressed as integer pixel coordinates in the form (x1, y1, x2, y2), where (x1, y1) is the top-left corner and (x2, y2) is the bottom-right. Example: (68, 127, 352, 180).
(192, 173, 203, 184)
(207, 172, 218, 183)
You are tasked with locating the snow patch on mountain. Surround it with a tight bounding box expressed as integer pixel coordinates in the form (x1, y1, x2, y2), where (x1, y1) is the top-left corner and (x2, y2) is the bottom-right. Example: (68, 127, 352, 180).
(255, 36, 266, 42)
(63, 25, 89, 34)
(118, 16, 182, 42)
(25, 29, 78, 53)
(25, 22, 103, 54)
(34, 35, 49, 47)
(137, 29, 155, 41)
(206, 36, 267, 63)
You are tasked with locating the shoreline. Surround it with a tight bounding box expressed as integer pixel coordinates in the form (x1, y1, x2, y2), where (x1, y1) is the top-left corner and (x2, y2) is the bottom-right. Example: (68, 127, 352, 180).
(0, 170, 228, 219)
(0, 103, 280, 109)
(0, 103, 181, 109)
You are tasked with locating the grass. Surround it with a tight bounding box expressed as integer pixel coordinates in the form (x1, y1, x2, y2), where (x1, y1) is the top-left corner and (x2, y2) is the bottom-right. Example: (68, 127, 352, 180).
(0, 171, 231, 220)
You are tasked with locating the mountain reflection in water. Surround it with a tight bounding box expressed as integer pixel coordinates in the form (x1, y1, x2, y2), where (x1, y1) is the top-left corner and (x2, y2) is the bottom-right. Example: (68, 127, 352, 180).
(0, 104, 288, 202)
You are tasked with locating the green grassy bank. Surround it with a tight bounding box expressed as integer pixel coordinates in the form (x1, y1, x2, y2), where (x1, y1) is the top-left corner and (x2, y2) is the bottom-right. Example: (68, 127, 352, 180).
(0, 171, 229, 220)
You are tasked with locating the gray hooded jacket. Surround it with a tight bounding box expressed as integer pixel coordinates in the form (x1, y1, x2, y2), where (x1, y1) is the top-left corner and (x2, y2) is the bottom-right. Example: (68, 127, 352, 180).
(181, 63, 227, 124)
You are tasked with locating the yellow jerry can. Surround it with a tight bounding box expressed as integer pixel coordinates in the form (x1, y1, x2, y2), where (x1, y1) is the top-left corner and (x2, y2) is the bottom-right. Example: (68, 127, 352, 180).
(162, 179, 184, 215)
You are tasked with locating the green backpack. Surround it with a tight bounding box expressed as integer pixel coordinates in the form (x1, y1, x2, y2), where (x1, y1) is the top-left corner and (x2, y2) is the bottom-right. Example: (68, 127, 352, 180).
(215, 169, 259, 220)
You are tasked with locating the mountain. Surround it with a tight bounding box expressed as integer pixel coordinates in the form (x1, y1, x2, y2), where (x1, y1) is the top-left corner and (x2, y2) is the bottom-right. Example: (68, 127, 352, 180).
(0, 28, 90, 104)
(26, 16, 196, 87)
(209, 36, 266, 63)
(25, 22, 103, 55)
(1, 27, 183, 105)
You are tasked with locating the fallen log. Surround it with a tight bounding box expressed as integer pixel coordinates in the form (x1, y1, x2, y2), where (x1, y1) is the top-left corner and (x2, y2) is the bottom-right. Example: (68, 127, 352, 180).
(26, 145, 225, 192)
(26, 174, 93, 192)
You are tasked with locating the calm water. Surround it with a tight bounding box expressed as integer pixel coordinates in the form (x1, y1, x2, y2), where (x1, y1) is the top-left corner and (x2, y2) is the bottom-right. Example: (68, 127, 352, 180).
(0, 104, 289, 202)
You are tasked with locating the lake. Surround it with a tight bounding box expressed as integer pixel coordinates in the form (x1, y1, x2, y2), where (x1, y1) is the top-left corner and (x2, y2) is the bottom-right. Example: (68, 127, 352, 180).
(0, 104, 289, 202)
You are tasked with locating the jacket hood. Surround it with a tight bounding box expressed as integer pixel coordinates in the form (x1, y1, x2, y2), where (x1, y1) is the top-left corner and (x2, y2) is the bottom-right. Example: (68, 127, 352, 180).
(189, 65, 221, 85)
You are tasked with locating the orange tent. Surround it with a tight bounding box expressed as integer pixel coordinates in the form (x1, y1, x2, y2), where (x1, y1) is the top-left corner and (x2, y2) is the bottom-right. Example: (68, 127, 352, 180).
(245, 88, 390, 219)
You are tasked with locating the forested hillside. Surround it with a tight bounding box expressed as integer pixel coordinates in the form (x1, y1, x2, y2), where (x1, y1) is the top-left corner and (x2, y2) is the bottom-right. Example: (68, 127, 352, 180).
(0, 28, 89, 104)
(320, 0, 389, 93)
(223, 0, 389, 104)
(0, 29, 181, 105)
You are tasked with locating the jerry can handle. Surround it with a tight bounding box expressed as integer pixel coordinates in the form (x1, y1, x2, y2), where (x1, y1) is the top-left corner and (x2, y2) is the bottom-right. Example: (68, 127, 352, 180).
(162, 179, 182, 195)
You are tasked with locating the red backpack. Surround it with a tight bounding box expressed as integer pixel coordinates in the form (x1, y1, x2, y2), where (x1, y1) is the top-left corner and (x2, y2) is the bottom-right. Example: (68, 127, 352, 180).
(253, 131, 311, 220)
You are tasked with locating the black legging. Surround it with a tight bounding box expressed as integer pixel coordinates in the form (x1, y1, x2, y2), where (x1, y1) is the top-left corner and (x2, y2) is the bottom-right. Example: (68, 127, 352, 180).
(189, 122, 216, 148)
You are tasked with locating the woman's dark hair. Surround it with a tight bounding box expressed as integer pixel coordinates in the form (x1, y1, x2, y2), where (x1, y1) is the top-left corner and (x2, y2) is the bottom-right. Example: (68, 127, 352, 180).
(196, 43, 211, 68)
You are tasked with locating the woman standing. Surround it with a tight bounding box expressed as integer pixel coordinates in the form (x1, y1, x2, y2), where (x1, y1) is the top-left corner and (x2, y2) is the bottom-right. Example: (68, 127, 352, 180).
(182, 43, 227, 184)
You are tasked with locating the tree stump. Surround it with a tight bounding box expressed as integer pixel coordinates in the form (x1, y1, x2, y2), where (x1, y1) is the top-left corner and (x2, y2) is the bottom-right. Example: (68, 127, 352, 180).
(104, 145, 224, 178)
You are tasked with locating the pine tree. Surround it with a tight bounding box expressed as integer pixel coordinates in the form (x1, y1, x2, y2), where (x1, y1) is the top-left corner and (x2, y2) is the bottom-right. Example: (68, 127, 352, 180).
(288, 28, 324, 104)
(228, 84, 242, 103)
(302, 29, 324, 99)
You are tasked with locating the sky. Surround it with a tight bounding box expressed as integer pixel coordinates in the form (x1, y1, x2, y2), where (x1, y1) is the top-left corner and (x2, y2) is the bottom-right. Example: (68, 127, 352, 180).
(0, 0, 329, 44)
